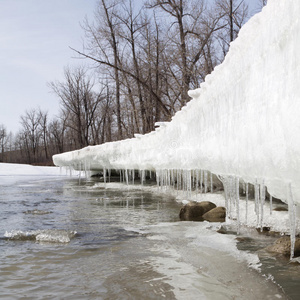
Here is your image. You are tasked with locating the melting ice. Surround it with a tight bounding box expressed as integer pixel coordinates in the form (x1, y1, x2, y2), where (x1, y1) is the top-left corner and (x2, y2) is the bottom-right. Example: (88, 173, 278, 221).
(53, 0, 300, 258)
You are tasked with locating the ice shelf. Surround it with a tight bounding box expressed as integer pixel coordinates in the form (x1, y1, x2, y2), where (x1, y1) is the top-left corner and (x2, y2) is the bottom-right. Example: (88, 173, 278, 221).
(53, 0, 300, 209)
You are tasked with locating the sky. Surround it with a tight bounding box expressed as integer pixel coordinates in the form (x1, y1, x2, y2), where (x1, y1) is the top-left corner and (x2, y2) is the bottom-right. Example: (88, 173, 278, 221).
(0, 0, 99, 134)
(0, 0, 262, 135)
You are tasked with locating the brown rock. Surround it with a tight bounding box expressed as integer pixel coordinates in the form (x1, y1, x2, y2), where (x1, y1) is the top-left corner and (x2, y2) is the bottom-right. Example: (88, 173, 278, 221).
(273, 206, 288, 212)
(202, 207, 226, 222)
(179, 201, 216, 221)
(266, 236, 300, 257)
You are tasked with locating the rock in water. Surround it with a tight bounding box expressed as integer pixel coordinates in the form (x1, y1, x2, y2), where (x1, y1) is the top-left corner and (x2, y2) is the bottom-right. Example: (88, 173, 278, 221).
(266, 236, 300, 257)
(179, 201, 216, 221)
(202, 207, 226, 222)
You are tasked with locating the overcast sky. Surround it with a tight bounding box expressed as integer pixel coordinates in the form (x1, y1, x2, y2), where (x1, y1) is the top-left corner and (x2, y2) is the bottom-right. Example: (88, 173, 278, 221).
(0, 0, 262, 135)
(0, 0, 98, 134)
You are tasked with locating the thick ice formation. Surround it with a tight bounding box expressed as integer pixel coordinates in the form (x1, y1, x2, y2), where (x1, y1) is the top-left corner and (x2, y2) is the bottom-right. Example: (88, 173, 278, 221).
(53, 0, 300, 208)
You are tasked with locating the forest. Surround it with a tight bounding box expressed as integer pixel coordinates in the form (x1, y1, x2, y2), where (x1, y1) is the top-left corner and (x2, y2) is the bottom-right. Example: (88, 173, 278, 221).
(0, 0, 265, 165)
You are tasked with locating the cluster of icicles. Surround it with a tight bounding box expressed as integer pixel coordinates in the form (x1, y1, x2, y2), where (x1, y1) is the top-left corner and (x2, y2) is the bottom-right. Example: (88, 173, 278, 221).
(64, 166, 298, 259)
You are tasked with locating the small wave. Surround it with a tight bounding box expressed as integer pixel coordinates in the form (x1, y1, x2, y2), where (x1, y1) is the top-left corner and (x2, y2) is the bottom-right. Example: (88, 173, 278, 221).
(4, 229, 77, 243)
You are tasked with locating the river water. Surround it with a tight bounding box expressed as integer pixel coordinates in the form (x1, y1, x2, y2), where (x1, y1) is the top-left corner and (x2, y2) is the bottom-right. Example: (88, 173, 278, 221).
(0, 175, 297, 299)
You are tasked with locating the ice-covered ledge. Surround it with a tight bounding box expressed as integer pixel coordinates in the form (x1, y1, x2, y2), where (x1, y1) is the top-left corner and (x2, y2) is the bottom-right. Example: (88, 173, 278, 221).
(53, 0, 300, 207)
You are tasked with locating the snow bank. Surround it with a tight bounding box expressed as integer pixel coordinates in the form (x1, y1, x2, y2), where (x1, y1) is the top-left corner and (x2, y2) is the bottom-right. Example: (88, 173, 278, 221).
(0, 163, 80, 185)
(0, 163, 63, 177)
(53, 0, 300, 205)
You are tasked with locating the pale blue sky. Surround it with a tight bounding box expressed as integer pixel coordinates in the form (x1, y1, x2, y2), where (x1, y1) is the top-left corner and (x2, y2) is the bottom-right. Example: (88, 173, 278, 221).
(0, 0, 262, 134)
(0, 0, 98, 133)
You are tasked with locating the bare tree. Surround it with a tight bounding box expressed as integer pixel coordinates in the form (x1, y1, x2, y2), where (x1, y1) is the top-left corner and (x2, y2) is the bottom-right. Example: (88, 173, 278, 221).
(20, 109, 42, 163)
(0, 124, 7, 162)
(49, 66, 105, 148)
(83, 0, 123, 140)
(215, 0, 248, 57)
(38, 109, 49, 160)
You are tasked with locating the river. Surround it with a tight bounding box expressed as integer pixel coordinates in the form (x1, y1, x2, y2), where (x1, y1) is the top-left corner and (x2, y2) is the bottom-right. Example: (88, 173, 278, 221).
(0, 174, 296, 299)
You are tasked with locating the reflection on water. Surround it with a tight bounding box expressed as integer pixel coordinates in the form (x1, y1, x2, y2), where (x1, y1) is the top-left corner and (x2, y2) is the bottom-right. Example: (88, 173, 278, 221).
(0, 177, 181, 299)
(0, 176, 297, 299)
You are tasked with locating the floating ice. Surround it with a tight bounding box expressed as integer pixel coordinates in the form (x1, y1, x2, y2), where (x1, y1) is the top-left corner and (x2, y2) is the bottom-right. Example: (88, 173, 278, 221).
(4, 229, 77, 243)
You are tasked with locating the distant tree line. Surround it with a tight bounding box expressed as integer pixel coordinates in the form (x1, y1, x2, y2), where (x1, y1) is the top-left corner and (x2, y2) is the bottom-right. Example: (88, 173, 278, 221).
(1, 0, 266, 165)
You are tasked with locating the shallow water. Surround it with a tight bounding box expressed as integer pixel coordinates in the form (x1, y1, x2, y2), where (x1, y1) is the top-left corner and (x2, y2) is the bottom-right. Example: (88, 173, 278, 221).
(0, 176, 294, 299)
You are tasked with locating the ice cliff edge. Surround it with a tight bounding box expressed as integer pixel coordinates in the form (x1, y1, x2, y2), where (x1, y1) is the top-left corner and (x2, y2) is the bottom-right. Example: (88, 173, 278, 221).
(53, 0, 300, 207)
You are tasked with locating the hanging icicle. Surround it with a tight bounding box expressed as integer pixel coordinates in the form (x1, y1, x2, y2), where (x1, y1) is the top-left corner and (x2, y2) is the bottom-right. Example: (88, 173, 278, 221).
(254, 180, 260, 228)
(236, 177, 240, 235)
(204, 171, 208, 193)
(103, 168, 106, 184)
(245, 183, 249, 224)
(125, 169, 129, 185)
(287, 183, 297, 260)
(260, 182, 265, 232)
(200, 170, 203, 194)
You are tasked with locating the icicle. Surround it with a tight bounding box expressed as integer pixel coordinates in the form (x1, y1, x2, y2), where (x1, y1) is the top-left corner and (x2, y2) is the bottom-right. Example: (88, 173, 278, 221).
(141, 169, 145, 186)
(260, 182, 265, 232)
(125, 169, 129, 185)
(182, 170, 185, 193)
(132, 169, 135, 185)
(187, 170, 192, 199)
(171, 169, 174, 188)
(223, 177, 229, 219)
(270, 194, 273, 215)
(204, 171, 208, 193)
(236, 177, 240, 235)
(287, 183, 297, 260)
(200, 170, 203, 193)
(108, 168, 111, 183)
(254, 180, 260, 228)
(196, 170, 199, 194)
(230, 176, 235, 220)
(167, 170, 170, 188)
(78, 162, 81, 184)
(245, 183, 248, 224)
(210, 172, 213, 193)
(156, 170, 160, 189)
(103, 168, 106, 184)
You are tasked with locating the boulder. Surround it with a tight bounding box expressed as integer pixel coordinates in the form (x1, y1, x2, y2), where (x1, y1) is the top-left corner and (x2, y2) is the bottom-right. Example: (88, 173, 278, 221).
(179, 201, 216, 221)
(266, 236, 300, 257)
(273, 206, 288, 212)
(202, 207, 226, 222)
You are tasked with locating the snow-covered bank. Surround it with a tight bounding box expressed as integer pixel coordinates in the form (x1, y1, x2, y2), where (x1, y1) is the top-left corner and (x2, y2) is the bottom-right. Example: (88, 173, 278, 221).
(53, 0, 300, 207)
(0, 163, 81, 185)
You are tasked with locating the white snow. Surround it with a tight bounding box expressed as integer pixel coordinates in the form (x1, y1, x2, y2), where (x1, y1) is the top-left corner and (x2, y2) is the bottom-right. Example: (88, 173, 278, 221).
(0, 162, 80, 185)
(52, 0, 300, 233)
